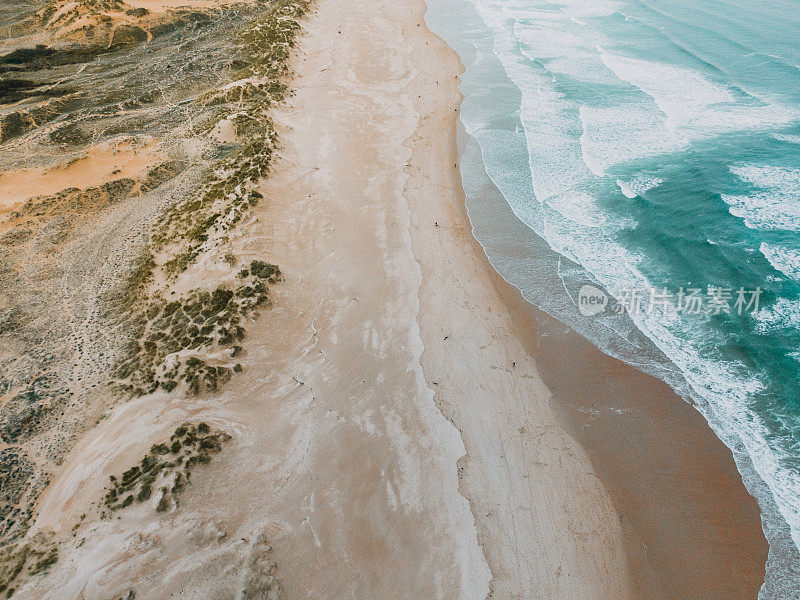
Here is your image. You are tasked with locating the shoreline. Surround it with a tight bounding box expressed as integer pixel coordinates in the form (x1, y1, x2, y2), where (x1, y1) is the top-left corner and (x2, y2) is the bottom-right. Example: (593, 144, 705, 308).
(427, 15, 769, 600)
(428, 12, 769, 600)
(415, 0, 769, 596)
(467, 181, 769, 598)
(403, 4, 637, 597)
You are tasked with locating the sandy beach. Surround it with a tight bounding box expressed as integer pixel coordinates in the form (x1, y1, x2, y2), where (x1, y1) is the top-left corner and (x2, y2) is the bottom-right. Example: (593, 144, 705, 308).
(6, 0, 769, 596)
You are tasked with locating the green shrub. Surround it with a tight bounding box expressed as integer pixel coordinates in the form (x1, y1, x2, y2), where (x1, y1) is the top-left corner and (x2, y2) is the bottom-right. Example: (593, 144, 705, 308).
(104, 424, 230, 513)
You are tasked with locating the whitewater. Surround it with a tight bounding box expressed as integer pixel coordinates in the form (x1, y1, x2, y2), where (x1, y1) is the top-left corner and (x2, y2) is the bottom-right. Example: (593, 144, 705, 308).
(425, 0, 800, 596)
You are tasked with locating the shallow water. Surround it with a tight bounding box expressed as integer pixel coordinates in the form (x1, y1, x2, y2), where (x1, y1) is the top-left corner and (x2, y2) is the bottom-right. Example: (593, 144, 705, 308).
(425, 0, 800, 596)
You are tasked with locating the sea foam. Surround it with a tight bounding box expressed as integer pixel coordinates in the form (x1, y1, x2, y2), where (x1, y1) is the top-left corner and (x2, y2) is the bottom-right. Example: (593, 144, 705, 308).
(724, 165, 800, 231)
(601, 53, 799, 136)
(579, 104, 688, 177)
(456, 0, 800, 582)
(761, 243, 800, 281)
(616, 177, 664, 198)
(773, 133, 800, 144)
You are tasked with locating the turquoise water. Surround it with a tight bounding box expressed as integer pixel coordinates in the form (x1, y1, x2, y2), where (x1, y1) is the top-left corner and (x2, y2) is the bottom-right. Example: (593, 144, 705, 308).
(425, 0, 800, 595)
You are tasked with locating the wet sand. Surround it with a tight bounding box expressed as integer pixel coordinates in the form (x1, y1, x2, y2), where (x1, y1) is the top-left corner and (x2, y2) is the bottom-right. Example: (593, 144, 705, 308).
(463, 159, 769, 598)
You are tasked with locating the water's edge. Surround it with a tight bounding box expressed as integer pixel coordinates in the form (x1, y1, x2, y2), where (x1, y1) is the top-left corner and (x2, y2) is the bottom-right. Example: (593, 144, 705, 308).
(421, 0, 800, 596)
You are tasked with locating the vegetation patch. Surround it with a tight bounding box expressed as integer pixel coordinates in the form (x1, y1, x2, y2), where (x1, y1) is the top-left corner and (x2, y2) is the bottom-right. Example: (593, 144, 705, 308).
(0, 0, 310, 557)
(0, 95, 83, 143)
(110, 0, 313, 398)
(113, 260, 280, 396)
(103, 422, 230, 513)
(144, 0, 312, 283)
(34, 0, 209, 48)
(0, 534, 58, 598)
(0, 450, 35, 542)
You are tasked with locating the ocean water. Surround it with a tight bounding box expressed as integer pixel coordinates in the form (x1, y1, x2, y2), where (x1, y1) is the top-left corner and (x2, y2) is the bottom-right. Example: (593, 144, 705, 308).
(424, 0, 800, 596)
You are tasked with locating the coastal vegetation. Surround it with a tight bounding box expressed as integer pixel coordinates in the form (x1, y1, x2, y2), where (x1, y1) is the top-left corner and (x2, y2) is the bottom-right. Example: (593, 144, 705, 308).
(103, 422, 230, 514)
(0, 0, 311, 565)
(113, 260, 280, 397)
(0, 534, 57, 598)
(112, 0, 312, 396)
